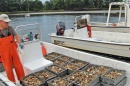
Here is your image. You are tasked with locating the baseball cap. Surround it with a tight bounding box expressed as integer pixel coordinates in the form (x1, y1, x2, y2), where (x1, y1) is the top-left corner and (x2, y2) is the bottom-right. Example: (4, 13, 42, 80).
(0, 14, 11, 22)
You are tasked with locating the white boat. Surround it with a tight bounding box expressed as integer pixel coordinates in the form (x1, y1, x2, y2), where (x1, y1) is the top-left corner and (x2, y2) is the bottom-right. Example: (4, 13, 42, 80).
(49, 1, 130, 58)
(24, 0, 30, 17)
(25, 13, 30, 17)
(0, 24, 130, 86)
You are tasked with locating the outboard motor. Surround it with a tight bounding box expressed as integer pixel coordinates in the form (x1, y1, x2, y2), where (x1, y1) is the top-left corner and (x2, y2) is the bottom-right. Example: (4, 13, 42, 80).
(56, 22, 66, 36)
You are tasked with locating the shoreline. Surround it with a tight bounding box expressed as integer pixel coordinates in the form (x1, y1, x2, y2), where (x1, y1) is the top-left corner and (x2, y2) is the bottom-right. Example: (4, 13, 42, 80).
(8, 10, 124, 17)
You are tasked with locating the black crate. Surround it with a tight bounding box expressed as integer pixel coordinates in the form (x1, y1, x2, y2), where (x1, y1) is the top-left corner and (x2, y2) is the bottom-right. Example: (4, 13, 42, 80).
(95, 82, 101, 86)
(45, 65, 67, 77)
(82, 64, 98, 75)
(95, 65, 112, 81)
(66, 70, 99, 86)
(58, 55, 75, 62)
(43, 55, 57, 61)
(60, 74, 71, 79)
(66, 70, 85, 82)
(95, 65, 112, 76)
(63, 63, 80, 74)
(101, 77, 127, 86)
(34, 70, 57, 86)
(48, 52, 62, 58)
(47, 77, 73, 86)
(52, 59, 67, 67)
(60, 69, 73, 79)
(71, 59, 89, 70)
(101, 69, 126, 85)
(21, 73, 44, 86)
(74, 74, 99, 86)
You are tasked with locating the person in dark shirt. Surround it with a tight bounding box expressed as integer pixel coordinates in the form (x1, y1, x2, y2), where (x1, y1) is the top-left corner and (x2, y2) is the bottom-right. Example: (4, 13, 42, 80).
(34, 34, 38, 39)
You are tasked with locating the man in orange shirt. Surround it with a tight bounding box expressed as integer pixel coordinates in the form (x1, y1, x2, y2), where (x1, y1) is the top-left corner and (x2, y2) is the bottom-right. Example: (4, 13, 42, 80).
(0, 14, 25, 83)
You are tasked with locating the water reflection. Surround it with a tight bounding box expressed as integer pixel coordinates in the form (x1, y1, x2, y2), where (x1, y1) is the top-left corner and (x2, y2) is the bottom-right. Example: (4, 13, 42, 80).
(9, 14, 125, 42)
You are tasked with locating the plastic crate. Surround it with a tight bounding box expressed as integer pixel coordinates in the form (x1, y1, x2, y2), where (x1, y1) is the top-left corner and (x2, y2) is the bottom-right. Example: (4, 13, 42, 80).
(95, 65, 112, 81)
(95, 82, 101, 86)
(101, 77, 127, 86)
(52, 59, 67, 67)
(48, 52, 62, 58)
(71, 59, 89, 70)
(60, 68, 73, 79)
(45, 65, 67, 77)
(44, 55, 57, 61)
(58, 55, 74, 62)
(74, 74, 99, 86)
(0, 63, 5, 72)
(34, 70, 57, 86)
(63, 63, 80, 74)
(47, 77, 73, 86)
(66, 70, 99, 86)
(66, 70, 84, 82)
(101, 69, 126, 85)
(60, 74, 71, 79)
(96, 65, 112, 76)
(82, 64, 97, 75)
(21, 73, 44, 86)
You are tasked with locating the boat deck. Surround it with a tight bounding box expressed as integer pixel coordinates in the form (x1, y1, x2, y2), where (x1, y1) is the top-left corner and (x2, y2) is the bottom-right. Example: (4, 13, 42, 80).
(0, 69, 21, 86)
(0, 41, 130, 86)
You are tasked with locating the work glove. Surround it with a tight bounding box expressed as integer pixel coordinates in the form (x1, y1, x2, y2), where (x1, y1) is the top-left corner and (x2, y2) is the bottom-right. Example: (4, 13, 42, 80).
(19, 43, 24, 49)
(18, 43, 25, 56)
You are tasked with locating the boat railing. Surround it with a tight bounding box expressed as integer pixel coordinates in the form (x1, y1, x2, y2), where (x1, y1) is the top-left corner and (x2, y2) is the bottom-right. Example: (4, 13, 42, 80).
(106, 2, 127, 26)
(15, 23, 42, 41)
(75, 16, 81, 23)
(91, 22, 126, 27)
(117, 22, 125, 26)
(91, 22, 114, 26)
(91, 22, 108, 25)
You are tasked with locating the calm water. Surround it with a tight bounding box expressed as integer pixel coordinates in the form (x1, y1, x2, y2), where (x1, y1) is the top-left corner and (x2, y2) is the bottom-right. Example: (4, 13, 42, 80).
(9, 14, 125, 42)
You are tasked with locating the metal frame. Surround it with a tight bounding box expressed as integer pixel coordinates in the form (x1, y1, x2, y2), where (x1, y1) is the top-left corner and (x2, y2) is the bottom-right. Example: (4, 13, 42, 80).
(14, 23, 42, 40)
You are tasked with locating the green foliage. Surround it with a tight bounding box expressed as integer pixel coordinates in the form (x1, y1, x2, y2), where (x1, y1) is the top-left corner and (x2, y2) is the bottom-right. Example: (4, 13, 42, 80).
(43, 0, 124, 10)
(0, 0, 43, 12)
(0, 0, 124, 12)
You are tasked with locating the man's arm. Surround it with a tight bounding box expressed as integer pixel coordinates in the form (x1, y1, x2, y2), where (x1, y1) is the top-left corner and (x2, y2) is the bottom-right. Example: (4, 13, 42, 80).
(9, 26, 21, 43)
(15, 34, 21, 43)
(10, 26, 24, 49)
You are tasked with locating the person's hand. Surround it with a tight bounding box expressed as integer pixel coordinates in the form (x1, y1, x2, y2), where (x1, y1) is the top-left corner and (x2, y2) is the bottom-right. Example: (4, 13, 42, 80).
(19, 43, 24, 49)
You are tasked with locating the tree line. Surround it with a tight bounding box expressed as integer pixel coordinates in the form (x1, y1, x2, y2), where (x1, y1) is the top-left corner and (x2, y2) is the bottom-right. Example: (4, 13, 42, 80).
(44, 0, 123, 10)
(0, 0, 123, 12)
(0, 0, 43, 12)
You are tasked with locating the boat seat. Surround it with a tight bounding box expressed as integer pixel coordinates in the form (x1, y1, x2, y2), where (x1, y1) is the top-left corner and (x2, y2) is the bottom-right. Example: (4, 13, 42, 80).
(20, 41, 53, 75)
(72, 27, 89, 39)
(64, 29, 74, 37)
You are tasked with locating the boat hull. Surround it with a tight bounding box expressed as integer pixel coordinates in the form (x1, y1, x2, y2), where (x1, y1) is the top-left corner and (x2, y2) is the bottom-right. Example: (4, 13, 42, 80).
(49, 35, 130, 58)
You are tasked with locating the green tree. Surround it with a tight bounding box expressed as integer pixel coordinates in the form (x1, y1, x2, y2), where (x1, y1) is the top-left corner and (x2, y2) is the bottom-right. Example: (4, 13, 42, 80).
(0, 0, 43, 12)
(44, 1, 53, 10)
(93, 0, 104, 8)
